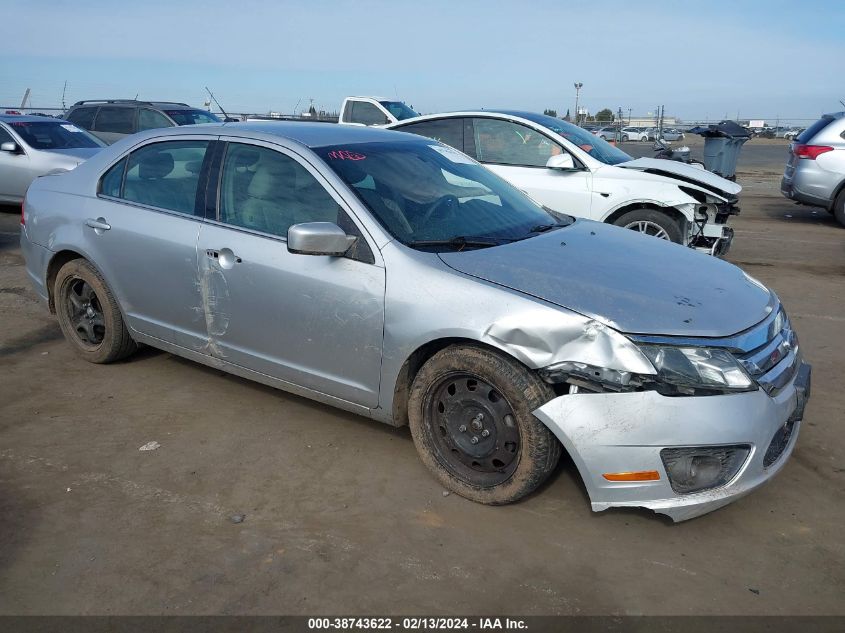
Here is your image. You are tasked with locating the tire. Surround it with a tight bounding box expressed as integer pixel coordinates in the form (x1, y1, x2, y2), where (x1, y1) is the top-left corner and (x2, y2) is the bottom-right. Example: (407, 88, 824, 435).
(54, 259, 137, 363)
(407, 345, 561, 505)
(834, 190, 845, 227)
(614, 208, 684, 243)
(621, 134, 629, 142)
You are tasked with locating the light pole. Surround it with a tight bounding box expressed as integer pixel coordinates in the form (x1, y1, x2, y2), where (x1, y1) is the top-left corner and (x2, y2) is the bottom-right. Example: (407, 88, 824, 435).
(573, 82, 583, 125)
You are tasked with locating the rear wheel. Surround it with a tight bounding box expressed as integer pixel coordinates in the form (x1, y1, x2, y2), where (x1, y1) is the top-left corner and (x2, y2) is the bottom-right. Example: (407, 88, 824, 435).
(408, 345, 561, 505)
(833, 190, 845, 227)
(621, 134, 629, 142)
(615, 208, 684, 243)
(54, 259, 137, 363)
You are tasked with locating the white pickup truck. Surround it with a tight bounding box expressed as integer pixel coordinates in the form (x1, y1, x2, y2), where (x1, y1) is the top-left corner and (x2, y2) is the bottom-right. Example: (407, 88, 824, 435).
(339, 96, 419, 126)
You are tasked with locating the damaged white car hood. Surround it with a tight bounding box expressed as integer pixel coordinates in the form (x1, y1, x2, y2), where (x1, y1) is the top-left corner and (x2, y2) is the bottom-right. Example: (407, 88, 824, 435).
(616, 158, 742, 198)
(439, 220, 773, 338)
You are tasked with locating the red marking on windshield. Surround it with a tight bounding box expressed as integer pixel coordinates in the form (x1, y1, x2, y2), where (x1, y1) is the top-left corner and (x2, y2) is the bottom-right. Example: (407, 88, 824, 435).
(327, 150, 366, 160)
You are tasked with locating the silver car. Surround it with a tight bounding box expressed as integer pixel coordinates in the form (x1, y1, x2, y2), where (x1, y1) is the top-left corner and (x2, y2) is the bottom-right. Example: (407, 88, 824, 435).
(0, 115, 105, 203)
(780, 112, 845, 226)
(21, 123, 811, 521)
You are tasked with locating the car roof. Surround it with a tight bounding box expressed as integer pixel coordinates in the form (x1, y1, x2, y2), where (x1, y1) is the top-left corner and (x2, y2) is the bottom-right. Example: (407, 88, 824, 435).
(133, 120, 426, 148)
(0, 114, 67, 123)
(70, 101, 199, 110)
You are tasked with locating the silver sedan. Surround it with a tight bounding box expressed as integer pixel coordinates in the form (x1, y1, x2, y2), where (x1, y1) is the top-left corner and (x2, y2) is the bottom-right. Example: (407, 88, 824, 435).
(0, 115, 105, 203)
(20, 123, 810, 521)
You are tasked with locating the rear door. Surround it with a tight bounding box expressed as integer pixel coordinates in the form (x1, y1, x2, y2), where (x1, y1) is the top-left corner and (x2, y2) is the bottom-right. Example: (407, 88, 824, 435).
(466, 117, 594, 219)
(195, 138, 385, 406)
(84, 136, 216, 349)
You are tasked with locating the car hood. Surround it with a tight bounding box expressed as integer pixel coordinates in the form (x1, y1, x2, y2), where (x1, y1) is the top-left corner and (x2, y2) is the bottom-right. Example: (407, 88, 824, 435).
(41, 147, 102, 162)
(617, 157, 741, 198)
(438, 220, 774, 337)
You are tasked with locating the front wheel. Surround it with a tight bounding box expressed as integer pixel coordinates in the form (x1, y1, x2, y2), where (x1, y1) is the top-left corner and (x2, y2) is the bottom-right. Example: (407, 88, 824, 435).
(614, 208, 684, 243)
(407, 345, 561, 505)
(54, 259, 137, 363)
(621, 134, 629, 142)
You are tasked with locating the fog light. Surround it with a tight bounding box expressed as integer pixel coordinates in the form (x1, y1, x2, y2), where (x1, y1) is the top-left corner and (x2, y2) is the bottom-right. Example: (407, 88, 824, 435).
(660, 445, 750, 494)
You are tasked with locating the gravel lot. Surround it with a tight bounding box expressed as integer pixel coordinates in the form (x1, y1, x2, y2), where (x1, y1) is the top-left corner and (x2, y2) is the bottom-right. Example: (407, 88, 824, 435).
(1, 143, 843, 616)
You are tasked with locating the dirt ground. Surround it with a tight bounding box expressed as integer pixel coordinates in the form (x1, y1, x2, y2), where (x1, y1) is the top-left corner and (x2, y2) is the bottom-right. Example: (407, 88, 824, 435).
(0, 149, 843, 615)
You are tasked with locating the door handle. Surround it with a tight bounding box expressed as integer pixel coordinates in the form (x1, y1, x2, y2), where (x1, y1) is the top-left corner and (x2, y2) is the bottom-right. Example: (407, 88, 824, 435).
(85, 217, 111, 232)
(206, 248, 242, 268)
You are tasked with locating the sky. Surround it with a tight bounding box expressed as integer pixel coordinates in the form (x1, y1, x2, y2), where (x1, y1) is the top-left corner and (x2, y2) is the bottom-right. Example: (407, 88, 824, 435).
(2, 0, 843, 123)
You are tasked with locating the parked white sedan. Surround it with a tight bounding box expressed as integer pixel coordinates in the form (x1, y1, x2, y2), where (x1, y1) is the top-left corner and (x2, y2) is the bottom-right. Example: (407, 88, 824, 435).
(388, 111, 738, 255)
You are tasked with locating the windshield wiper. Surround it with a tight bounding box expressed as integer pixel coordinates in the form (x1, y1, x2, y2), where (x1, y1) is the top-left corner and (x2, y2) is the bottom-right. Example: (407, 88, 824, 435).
(407, 235, 509, 251)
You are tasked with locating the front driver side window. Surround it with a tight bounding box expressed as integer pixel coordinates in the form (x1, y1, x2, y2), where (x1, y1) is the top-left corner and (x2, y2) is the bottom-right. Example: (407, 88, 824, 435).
(219, 143, 343, 238)
(473, 118, 562, 168)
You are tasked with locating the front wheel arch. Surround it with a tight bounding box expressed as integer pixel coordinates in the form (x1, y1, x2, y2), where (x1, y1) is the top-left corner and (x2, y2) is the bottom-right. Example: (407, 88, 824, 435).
(604, 203, 688, 242)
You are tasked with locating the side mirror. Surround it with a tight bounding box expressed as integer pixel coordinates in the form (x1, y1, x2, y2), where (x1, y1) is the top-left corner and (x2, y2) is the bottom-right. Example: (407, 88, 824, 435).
(287, 222, 357, 256)
(1, 141, 19, 153)
(546, 153, 575, 170)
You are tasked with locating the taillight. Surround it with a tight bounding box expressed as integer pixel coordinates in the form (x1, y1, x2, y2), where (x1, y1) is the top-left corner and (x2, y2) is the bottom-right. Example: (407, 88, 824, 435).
(793, 144, 834, 160)
(20, 199, 25, 226)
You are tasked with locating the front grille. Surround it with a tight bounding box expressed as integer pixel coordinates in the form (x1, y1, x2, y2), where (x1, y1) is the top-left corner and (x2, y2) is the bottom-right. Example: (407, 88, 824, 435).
(763, 421, 796, 467)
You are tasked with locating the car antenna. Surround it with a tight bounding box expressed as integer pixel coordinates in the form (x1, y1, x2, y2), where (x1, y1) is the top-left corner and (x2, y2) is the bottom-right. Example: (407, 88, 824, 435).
(205, 86, 231, 121)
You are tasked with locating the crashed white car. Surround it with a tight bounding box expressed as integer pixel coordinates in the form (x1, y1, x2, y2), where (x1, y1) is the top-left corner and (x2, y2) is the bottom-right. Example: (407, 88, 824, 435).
(388, 110, 739, 256)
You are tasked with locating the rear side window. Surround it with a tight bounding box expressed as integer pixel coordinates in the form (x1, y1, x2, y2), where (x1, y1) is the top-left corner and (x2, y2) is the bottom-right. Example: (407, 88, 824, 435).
(350, 101, 388, 126)
(67, 107, 97, 129)
(396, 118, 464, 152)
(94, 107, 135, 134)
(118, 140, 211, 215)
(138, 109, 173, 132)
(796, 117, 834, 144)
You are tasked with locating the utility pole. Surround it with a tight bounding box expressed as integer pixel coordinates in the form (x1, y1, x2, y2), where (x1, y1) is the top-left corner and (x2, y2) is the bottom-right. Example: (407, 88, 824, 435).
(61, 81, 67, 113)
(628, 107, 632, 124)
(574, 82, 583, 126)
(20, 88, 31, 110)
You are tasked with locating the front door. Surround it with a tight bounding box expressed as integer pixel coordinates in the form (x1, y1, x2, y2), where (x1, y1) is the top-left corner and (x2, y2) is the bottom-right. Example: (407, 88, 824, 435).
(468, 117, 595, 219)
(196, 140, 385, 407)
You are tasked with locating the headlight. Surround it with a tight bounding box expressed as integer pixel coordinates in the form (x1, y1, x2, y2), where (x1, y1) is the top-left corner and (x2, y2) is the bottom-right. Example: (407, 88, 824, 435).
(638, 345, 755, 394)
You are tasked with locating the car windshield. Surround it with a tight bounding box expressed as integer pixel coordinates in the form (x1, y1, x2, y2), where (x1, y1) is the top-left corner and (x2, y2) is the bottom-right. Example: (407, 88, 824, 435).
(8, 120, 104, 149)
(314, 141, 569, 250)
(164, 109, 221, 126)
(379, 101, 419, 121)
(505, 112, 632, 165)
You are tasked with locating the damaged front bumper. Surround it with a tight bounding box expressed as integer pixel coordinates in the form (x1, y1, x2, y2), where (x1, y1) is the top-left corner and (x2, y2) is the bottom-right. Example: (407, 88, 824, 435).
(689, 222, 734, 257)
(532, 362, 811, 522)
